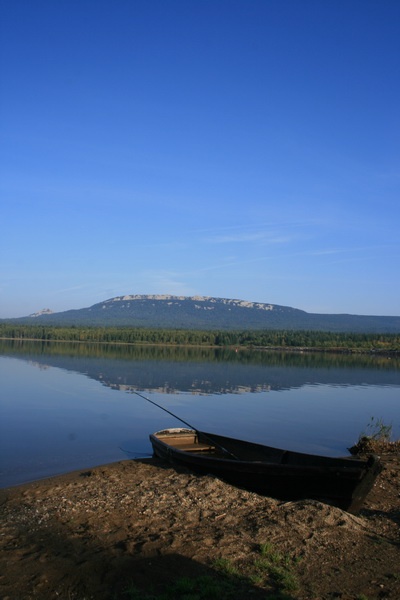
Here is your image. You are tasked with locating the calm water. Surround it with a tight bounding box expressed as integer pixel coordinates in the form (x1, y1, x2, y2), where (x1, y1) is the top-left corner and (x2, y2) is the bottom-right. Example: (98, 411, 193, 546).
(1, 340, 399, 488)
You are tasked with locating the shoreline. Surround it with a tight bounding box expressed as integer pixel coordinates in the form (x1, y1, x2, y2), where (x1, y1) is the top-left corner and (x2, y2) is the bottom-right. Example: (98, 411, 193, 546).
(1, 454, 399, 599)
(1, 335, 399, 355)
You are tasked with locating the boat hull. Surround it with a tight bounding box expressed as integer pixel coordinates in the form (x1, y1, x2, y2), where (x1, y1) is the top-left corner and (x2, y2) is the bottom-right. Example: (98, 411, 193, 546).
(149, 428, 382, 513)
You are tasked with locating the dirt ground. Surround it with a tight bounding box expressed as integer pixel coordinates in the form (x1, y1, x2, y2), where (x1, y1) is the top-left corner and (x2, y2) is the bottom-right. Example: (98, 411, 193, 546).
(1, 452, 399, 600)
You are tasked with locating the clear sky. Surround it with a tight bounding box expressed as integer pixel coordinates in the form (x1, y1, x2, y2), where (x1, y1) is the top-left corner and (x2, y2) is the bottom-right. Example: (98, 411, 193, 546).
(1, 0, 399, 318)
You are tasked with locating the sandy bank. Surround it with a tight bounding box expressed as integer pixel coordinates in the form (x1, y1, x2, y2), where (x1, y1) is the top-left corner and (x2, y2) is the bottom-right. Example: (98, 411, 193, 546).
(1, 455, 399, 599)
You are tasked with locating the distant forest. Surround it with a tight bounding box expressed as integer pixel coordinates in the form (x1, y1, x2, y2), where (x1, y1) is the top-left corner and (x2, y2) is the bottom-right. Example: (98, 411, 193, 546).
(0, 324, 399, 352)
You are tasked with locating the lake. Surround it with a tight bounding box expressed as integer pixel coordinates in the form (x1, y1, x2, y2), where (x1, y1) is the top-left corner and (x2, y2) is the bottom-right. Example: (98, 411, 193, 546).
(1, 340, 399, 488)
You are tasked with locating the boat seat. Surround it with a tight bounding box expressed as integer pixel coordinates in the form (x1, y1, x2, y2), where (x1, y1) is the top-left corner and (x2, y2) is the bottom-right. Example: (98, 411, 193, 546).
(176, 443, 215, 453)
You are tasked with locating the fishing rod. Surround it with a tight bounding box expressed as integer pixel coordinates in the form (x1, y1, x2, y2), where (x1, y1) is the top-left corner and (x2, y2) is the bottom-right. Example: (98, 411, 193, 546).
(132, 390, 197, 430)
(131, 390, 239, 460)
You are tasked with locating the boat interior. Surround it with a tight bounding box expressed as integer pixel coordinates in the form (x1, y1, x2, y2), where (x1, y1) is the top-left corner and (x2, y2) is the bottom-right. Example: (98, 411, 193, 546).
(154, 429, 299, 463)
(155, 430, 223, 455)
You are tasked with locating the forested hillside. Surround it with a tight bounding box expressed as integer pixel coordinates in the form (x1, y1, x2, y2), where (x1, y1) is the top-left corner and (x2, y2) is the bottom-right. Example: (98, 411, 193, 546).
(2, 295, 400, 333)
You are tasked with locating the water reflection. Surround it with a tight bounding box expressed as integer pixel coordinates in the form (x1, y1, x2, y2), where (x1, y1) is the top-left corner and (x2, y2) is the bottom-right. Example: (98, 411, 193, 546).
(1, 339, 399, 395)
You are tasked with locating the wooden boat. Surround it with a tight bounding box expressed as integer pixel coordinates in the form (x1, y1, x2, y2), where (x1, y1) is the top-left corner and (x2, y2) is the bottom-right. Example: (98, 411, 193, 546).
(149, 428, 382, 513)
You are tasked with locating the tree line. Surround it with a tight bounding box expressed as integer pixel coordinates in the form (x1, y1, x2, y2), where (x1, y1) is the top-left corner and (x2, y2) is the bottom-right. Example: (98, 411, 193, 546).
(0, 324, 399, 352)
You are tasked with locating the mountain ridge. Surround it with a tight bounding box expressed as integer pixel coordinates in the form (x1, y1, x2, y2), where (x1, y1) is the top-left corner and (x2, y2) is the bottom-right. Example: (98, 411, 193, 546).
(2, 294, 400, 333)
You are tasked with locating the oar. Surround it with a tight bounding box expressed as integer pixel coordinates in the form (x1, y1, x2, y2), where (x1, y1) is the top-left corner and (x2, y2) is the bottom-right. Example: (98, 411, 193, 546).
(131, 390, 239, 460)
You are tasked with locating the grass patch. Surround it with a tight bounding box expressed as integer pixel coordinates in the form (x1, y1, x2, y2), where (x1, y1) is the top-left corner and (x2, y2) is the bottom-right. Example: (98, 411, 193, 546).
(121, 542, 301, 599)
(250, 543, 299, 593)
(212, 557, 242, 578)
(213, 542, 300, 596)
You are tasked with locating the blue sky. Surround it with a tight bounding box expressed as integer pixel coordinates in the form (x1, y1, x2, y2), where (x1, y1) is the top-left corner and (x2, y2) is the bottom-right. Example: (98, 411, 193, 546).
(1, 0, 399, 318)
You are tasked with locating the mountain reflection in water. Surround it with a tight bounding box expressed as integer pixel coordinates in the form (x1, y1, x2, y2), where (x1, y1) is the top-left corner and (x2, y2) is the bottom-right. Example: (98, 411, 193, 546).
(1, 339, 399, 395)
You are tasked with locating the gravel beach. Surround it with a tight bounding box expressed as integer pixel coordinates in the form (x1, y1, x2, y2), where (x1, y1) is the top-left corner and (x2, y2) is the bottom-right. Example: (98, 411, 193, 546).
(1, 454, 399, 599)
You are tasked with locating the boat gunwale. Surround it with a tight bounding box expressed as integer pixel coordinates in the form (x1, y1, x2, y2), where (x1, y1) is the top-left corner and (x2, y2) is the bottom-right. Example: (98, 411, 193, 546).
(150, 429, 378, 474)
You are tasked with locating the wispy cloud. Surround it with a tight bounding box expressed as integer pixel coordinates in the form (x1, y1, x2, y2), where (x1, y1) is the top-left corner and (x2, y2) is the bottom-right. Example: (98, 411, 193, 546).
(198, 218, 323, 247)
(204, 231, 266, 243)
(306, 243, 398, 258)
(140, 271, 197, 297)
(179, 242, 398, 277)
(202, 229, 295, 246)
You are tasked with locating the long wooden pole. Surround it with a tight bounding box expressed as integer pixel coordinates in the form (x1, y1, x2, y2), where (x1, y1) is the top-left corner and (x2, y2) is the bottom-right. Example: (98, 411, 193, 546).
(131, 390, 238, 460)
(131, 390, 198, 431)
